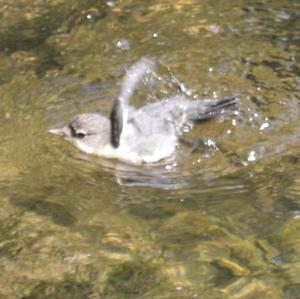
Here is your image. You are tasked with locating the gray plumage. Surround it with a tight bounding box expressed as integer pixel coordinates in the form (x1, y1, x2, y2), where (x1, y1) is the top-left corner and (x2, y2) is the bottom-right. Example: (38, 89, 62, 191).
(49, 58, 236, 164)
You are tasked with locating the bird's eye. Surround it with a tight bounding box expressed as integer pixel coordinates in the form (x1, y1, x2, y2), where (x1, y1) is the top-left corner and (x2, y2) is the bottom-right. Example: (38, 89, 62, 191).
(76, 132, 86, 139)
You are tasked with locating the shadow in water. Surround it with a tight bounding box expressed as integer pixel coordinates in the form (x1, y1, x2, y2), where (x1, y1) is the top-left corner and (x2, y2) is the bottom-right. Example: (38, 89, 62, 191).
(10, 195, 77, 227)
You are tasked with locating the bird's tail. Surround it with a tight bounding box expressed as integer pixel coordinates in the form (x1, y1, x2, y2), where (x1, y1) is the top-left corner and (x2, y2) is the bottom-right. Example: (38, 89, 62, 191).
(196, 96, 237, 121)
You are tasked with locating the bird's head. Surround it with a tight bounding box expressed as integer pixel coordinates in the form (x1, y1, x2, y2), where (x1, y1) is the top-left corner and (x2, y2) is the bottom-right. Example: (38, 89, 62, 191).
(48, 113, 111, 154)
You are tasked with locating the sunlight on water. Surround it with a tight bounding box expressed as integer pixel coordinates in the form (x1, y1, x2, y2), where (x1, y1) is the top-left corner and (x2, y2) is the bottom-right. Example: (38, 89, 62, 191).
(0, 0, 299, 298)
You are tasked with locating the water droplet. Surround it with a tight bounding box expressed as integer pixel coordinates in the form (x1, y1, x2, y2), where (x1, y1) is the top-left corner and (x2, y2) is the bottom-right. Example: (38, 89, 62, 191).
(260, 122, 269, 130)
(206, 138, 216, 147)
(106, 0, 115, 7)
(115, 39, 130, 50)
(247, 150, 256, 161)
(165, 163, 177, 170)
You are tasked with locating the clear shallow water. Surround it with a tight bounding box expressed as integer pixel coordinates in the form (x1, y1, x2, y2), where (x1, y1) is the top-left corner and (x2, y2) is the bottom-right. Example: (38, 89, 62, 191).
(0, 0, 299, 298)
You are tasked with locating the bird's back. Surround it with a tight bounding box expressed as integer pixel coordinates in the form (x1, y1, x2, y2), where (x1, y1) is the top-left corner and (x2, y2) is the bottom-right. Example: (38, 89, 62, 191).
(135, 95, 236, 136)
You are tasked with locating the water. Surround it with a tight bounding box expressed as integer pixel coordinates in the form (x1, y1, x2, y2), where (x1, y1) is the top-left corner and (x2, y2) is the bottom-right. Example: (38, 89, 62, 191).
(0, 0, 299, 298)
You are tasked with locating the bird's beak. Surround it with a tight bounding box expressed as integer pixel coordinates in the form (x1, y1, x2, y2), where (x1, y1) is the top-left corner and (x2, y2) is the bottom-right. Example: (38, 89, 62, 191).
(48, 127, 69, 137)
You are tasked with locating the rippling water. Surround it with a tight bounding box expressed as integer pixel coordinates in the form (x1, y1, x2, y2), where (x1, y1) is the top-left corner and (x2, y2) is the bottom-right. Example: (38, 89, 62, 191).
(0, 0, 299, 298)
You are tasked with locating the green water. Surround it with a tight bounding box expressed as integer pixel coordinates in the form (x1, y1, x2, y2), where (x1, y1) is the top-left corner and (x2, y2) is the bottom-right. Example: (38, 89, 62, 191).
(0, 0, 299, 298)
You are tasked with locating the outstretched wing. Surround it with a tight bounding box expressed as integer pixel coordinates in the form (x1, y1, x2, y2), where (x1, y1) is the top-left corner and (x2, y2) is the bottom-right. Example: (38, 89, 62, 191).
(110, 57, 155, 147)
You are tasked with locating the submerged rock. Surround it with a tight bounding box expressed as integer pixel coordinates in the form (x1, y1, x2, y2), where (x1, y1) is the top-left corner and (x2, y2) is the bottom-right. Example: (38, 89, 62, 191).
(101, 260, 162, 298)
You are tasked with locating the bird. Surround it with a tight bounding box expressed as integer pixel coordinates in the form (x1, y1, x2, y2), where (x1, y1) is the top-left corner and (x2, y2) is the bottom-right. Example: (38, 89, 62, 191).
(49, 58, 237, 164)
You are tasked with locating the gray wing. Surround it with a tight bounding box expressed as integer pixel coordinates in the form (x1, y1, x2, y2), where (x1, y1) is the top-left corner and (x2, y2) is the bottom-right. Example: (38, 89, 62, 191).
(110, 57, 155, 147)
(139, 95, 237, 134)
